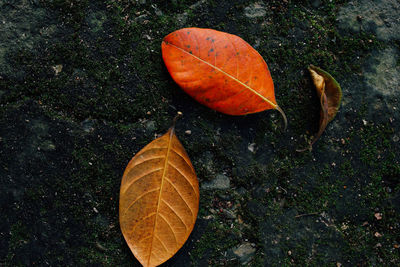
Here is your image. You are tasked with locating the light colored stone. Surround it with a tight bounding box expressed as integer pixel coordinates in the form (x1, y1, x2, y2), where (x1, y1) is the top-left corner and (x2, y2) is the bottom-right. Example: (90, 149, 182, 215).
(145, 120, 156, 132)
(189, 0, 206, 10)
(81, 119, 95, 133)
(39, 140, 56, 151)
(244, 2, 267, 18)
(232, 242, 256, 264)
(201, 174, 230, 190)
(248, 143, 256, 153)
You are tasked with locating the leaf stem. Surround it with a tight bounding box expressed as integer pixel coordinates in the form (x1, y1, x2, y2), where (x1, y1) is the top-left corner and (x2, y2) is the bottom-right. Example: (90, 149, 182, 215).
(171, 111, 183, 131)
(275, 105, 287, 131)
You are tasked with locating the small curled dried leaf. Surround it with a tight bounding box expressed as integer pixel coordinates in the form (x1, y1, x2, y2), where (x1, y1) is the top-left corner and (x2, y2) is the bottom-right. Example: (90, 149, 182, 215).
(297, 65, 342, 152)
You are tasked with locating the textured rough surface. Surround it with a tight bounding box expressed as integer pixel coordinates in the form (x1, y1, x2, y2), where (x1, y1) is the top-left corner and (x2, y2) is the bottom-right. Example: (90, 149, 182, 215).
(364, 48, 400, 97)
(337, 0, 400, 41)
(0, 1, 55, 79)
(1, 0, 399, 266)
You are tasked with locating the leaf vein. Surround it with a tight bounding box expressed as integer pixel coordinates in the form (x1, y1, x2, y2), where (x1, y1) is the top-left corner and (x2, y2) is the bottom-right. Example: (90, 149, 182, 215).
(170, 148, 194, 172)
(154, 234, 170, 253)
(122, 188, 160, 218)
(161, 199, 188, 232)
(123, 167, 163, 194)
(158, 213, 178, 247)
(164, 177, 194, 220)
(168, 162, 199, 199)
(129, 212, 156, 234)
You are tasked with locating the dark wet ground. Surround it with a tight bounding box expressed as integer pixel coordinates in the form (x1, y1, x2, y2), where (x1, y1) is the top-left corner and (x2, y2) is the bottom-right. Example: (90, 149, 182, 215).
(1, 0, 399, 266)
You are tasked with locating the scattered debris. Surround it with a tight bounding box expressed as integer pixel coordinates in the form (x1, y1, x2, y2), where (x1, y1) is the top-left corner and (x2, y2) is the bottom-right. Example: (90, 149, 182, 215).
(96, 242, 107, 252)
(52, 64, 63, 75)
(248, 143, 256, 153)
(81, 118, 95, 133)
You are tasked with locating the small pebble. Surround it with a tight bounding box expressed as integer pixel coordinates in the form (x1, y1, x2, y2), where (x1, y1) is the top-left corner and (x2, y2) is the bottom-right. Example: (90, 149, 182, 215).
(52, 64, 63, 75)
(374, 232, 382, 237)
(248, 143, 256, 153)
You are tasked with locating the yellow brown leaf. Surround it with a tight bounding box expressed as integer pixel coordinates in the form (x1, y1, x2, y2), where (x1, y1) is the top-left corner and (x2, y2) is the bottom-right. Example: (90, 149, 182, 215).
(119, 127, 199, 266)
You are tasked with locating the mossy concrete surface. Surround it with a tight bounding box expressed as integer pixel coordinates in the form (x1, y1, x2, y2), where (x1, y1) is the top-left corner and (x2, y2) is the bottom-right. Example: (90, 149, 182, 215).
(1, 0, 399, 266)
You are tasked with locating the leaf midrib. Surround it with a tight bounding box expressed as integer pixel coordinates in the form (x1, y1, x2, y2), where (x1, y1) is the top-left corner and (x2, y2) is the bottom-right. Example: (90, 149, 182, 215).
(163, 41, 277, 109)
(147, 129, 174, 266)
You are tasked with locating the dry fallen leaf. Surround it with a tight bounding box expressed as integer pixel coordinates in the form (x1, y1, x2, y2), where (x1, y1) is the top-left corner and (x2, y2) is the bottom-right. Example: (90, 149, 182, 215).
(119, 118, 199, 266)
(297, 65, 342, 152)
(162, 27, 287, 130)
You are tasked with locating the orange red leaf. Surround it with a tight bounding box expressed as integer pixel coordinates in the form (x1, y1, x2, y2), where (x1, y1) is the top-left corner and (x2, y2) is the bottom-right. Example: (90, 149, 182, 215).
(162, 27, 286, 129)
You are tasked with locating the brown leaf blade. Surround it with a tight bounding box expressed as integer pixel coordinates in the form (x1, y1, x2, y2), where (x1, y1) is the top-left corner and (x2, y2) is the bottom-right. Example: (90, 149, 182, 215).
(297, 65, 342, 152)
(119, 128, 199, 266)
